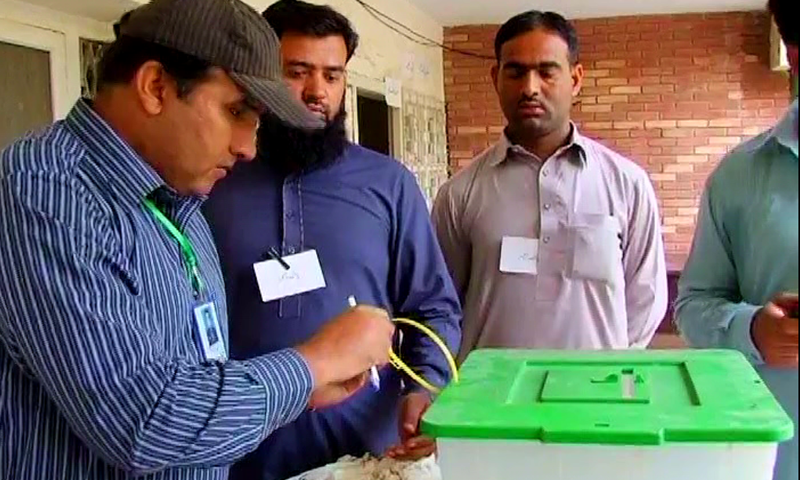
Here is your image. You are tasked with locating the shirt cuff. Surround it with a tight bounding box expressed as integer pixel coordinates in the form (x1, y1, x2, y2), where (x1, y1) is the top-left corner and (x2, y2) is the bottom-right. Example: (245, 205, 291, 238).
(245, 348, 314, 441)
(402, 366, 447, 396)
(727, 305, 765, 366)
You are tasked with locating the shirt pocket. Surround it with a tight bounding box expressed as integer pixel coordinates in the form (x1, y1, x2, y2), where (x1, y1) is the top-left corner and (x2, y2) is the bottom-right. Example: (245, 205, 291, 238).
(568, 213, 623, 285)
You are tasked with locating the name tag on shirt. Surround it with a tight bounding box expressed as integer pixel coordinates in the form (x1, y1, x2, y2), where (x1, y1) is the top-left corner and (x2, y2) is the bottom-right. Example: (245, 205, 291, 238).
(253, 249, 326, 303)
(500, 236, 539, 275)
(193, 302, 227, 363)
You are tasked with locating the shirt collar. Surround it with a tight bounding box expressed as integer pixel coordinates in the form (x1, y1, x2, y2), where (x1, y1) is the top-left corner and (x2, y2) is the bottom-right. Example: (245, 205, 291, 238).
(750, 99, 798, 159)
(490, 122, 588, 167)
(65, 99, 165, 207)
(773, 99, 798, 158)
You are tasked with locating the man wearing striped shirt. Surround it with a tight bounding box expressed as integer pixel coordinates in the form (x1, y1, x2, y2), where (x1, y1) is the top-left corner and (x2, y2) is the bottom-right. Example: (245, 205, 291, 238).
(0, 1, 395, 479)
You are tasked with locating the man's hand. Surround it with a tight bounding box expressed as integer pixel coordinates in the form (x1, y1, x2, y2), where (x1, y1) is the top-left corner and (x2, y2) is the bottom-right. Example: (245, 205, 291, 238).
(309, 373, 368, 410)
(752, 292, 799, 368)
(297, 305, 394, 407)
(385, 392, 436, 461)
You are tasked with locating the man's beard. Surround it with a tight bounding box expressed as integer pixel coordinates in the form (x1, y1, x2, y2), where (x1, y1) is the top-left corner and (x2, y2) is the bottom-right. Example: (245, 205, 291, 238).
(257, 108, 349, 175)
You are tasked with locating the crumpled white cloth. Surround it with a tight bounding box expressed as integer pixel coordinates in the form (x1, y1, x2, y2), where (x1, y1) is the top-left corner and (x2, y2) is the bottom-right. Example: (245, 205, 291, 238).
(286, 455, 442, 480)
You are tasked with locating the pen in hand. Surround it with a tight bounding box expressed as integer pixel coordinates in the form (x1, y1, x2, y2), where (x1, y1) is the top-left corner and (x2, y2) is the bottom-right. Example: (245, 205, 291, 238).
(348, 295, 382, 391)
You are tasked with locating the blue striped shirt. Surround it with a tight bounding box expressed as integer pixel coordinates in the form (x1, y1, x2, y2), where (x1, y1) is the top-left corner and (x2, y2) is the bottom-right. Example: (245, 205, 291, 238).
(0, 100, 314, 480)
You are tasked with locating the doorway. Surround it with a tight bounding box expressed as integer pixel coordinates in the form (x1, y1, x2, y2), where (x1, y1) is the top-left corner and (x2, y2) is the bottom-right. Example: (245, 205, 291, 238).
(356, 92, 391, 156)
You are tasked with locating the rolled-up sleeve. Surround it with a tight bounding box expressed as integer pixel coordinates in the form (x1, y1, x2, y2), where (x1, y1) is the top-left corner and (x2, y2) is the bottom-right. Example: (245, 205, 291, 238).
(0, 175, 313, 475)
(390, 171, 462, 393)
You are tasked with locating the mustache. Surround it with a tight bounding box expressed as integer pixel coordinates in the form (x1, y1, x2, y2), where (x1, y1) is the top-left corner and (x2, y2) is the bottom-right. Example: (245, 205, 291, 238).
(518, 97, 546, 108)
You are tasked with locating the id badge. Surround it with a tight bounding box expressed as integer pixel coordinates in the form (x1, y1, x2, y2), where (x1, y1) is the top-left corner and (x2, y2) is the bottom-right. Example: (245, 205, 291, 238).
(193, 301, 227, 363)
(253, 249, 326, 303)
(499, 236, 539, 275)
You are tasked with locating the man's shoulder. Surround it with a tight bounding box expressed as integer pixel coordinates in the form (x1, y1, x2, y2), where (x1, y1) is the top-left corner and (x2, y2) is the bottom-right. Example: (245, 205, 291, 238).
(344, 143, 421, 189)
(1, 122, 104, 228)
(578, 134, 651, 186)
(438, 142, 504, 201)
(709, 131, 774, 184)
(1, 121, 85, 180)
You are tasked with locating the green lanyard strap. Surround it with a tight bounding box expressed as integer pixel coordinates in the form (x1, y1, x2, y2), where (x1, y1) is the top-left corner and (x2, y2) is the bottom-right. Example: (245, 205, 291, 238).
(143, 199, 205, 297)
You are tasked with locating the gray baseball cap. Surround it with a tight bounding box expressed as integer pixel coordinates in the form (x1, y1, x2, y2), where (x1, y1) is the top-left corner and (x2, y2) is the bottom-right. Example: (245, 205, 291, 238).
(118, 0, 323, 129)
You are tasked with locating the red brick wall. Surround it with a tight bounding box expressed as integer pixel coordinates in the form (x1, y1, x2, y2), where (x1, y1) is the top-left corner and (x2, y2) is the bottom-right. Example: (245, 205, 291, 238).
(443, 12, 792, 265)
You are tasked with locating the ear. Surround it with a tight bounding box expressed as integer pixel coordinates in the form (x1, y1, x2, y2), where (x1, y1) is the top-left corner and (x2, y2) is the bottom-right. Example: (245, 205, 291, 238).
(571, 63, 584, 98)
(132, 61, 170, 116)
(491, 63, 500, 95)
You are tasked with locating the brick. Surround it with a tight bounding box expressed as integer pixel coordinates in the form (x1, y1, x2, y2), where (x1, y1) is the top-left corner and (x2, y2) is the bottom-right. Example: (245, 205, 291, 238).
(584, 69, 611, 78)
(742, 99, 775, 109)
(645, 102, 677, 112)
(678, 208, 700, 217)
(457, 126, 487, 134)
(642, 67, 675, 75)
(663, 129, 693, 138)
(662, 111, 696, 120)
(610, 86, 642, 95)
(709, 118, 742, 127)
(664, 164, 695, 173)
(676, 102, 711, 113)
(582, 104, 613, 113)
(649, 138, 679, 147)
(592, 129, 631, 138)
(643, 84, 676, 94)
(630, 94, 663, 104)
(582, 86, 613, 96)
(597, 95, 630, 104)
(584, 121, 614, 130)
(664, 199, 699, 208)
(678, 120, 709, 128)
(660, 57, 695, 67)
(597, 77, 629, 86)
(664, 216, 696, 226)
(695, 145, 729, 154)
(612, 103, 645, 112)
(678, 137, 710, 147)
(650, 173, 677, 182)
(629, 76, 662, 85)
(677, 155, 709, 163)
(708, 136, 742, 145)
(630, 129, 664, 138)
(645, 120, 678, 128)
(596, 59, 628, 69)
(627, 112, 661, 121)
(613, 121, 645, 130)
(693, 128, 728, 137)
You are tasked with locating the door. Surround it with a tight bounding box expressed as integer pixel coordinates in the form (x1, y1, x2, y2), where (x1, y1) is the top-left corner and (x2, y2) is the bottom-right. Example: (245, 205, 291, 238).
(0, 19, 68, 150)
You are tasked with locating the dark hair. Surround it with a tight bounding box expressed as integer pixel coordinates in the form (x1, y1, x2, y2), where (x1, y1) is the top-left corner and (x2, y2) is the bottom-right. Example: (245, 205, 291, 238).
(97, 36, 213, 98)
(494, 10, 579, 64)
(768, 0, 796, 46)
(262, 0, 359, 61)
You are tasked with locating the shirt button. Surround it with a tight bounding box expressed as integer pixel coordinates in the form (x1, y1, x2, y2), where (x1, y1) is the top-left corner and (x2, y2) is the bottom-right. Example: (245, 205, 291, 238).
(542, 169, 550, 177)
(543, 236, 551, 244)
(287, 247, 296, 254)
(544, 203, 552, 211)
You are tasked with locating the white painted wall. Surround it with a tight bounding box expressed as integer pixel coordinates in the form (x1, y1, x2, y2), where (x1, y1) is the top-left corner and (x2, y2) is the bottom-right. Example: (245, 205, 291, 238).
(0, 0, 113, 118)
